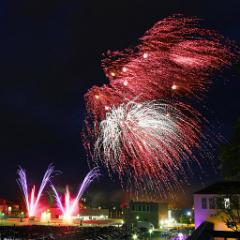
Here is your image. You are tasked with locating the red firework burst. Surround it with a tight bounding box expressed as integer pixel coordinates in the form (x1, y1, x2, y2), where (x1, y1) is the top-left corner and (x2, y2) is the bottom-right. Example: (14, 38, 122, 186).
(83, 14, 239, 195)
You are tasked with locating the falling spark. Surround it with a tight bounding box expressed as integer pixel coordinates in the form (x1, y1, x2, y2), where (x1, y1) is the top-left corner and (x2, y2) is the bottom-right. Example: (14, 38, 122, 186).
(83, 14, 239, 195)
(94, 101, 204, 192)
(85, 15, 238, 122)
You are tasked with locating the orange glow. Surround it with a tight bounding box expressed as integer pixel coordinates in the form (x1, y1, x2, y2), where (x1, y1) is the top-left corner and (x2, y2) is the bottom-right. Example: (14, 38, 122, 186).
(110, 72, 116, 77)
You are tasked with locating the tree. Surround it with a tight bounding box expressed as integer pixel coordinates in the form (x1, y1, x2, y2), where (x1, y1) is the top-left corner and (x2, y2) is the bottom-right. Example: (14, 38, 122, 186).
(218, 195, 240, 232)
(219, 118, 240, 180)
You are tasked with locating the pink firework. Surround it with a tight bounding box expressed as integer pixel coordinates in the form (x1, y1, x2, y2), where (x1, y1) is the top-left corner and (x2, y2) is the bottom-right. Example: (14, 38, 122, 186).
(83, 15, 238, 194)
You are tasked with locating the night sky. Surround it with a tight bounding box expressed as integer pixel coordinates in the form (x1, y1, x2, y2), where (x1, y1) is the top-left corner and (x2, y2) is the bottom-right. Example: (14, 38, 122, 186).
(0, 0, 240, 205)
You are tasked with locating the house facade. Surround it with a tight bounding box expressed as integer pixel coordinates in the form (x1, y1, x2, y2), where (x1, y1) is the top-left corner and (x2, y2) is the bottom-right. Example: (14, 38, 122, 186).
(193, 181, 240, 231)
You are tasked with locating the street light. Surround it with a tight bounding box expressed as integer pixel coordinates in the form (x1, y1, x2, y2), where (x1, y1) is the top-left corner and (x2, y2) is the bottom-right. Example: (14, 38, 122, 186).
(132, 233, 138, 240)
(149, 228, 153, 239)
(186, 211, 191, 216)
(136, 215, 139, 220)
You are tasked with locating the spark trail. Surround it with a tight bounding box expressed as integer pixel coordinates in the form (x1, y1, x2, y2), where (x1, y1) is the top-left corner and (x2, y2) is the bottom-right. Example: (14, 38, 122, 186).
(95, 101, 204, 191)
(17, 164, 56, 217)
(51, 168, 100, 223)
(85, 15, 237, 120)
(83, 14, 239, 194)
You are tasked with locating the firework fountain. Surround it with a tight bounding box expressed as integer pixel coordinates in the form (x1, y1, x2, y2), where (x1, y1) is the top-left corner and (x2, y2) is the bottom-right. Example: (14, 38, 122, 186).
(83, 15, 239, 194)
(51, 168, 100, 223)
(17, 164, 56, 218)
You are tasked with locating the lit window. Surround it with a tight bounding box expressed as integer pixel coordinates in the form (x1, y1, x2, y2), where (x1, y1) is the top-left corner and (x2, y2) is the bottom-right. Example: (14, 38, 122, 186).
(224, 198, 230, 209)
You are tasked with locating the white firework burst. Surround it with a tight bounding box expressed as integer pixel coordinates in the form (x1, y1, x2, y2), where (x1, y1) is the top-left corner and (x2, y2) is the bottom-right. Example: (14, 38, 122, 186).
(95, 100, 201, 182)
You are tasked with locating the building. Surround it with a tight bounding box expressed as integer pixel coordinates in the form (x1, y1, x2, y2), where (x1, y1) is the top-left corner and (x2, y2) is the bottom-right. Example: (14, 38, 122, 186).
(78, 207, 109, 220)
(109, 206, 124, 219)
(124, 201, 168, 228)
(193, 181, 240, 231)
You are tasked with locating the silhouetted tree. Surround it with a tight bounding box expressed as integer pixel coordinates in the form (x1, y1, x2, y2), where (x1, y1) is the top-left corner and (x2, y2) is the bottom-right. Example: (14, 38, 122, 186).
(219, 118, 240, 180)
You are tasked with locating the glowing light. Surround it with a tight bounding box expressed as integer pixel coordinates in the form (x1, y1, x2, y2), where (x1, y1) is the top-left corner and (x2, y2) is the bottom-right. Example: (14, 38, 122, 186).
(178, 233, 184, 240)
(122, 67, 127, 72)
(186, 211, 191, 216)
(95, 95, 100, 99)
(171, 84, 177, 90)
(224, 198, 230, 209)
(17, 164, 56, 218)
(41, 210, 51, 223)
(132, 233, 138, 240)
(143, 52, 148, 58)
(110, 72, 116, 77)
(123, 80, 128, 86)
(105, 106, 110, 111)
(51, 168, 100, 223)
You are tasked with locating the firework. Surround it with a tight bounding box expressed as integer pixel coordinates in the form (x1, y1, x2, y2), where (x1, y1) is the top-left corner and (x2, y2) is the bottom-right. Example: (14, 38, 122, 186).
(51, 168, 100, 223)
(83, 14, 238, 194)
(17, 164, 56, 217)
(85, 15, 237, 120)
(94, 101, 204, 191)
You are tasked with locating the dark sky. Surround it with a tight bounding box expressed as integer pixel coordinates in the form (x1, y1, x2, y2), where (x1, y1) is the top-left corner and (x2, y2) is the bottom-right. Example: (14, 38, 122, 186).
(0, 0, 240, 204)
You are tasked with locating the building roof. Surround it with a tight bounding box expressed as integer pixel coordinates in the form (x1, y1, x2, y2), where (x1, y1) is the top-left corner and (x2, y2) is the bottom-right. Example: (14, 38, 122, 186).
(194, 181, 240, 194)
